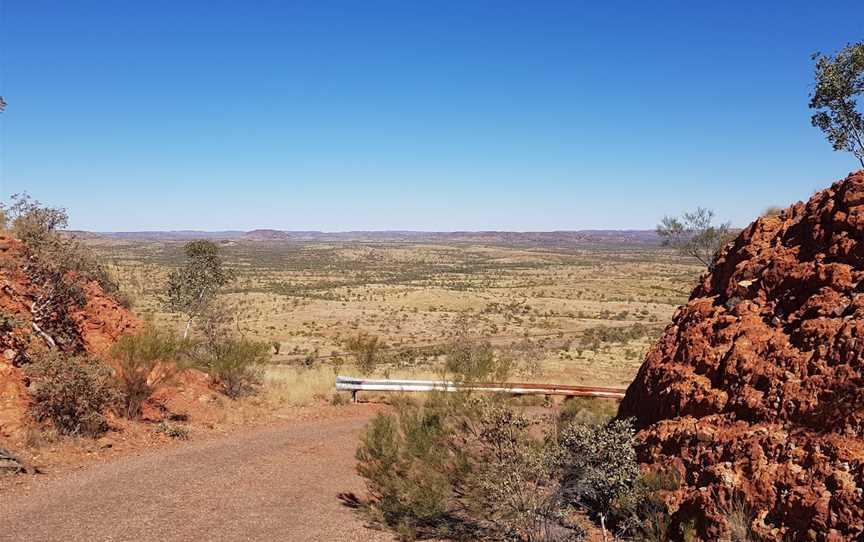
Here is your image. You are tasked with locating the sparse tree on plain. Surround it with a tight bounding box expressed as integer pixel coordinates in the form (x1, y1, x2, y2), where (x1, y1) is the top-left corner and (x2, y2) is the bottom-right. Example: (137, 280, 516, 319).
(810, 42, 864, 167)
(656, 208, 732, 269)
(164, 240, 235, 338)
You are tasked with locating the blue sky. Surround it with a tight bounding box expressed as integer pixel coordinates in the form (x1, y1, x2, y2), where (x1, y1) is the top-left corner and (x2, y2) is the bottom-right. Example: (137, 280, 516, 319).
(0, 1, 862, 231)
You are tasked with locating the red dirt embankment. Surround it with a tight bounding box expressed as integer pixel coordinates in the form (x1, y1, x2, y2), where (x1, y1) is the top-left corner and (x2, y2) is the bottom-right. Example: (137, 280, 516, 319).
(0, 234, 242, 474)
(0, 234, 138, 439)
(620, 171, 864, 541)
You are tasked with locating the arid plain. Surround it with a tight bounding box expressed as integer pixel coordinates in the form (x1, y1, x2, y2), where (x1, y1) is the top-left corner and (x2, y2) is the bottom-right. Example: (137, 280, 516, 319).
(90, 233, 700, 397)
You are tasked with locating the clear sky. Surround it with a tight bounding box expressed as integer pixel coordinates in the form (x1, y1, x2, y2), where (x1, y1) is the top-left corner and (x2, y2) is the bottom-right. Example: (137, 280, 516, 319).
(0, 1, 862, 232)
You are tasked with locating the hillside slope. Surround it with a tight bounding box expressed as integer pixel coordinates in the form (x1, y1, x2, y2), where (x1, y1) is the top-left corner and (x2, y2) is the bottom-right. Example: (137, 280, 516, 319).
(0, 234, 138, 438)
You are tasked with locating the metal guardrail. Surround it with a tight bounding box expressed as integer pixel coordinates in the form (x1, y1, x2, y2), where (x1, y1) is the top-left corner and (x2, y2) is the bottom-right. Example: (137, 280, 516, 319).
(335, 375, 627, 401)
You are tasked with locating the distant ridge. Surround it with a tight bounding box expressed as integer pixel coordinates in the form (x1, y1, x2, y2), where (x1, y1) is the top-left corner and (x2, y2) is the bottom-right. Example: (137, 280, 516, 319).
(74, 229, 662, 246)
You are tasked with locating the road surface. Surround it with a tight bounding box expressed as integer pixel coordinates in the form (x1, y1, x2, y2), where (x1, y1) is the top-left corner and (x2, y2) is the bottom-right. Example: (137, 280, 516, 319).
(1, 411, 393, 542)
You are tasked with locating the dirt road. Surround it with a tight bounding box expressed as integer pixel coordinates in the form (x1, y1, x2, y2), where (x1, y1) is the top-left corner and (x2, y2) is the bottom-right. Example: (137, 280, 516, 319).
(1, 408, 393, 542)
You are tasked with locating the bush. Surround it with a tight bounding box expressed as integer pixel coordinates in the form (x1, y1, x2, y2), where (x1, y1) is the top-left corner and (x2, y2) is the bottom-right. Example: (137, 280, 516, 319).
(612, 469, 681, 541)
(2, 194, 123, 350)
(195, 337, 270, 397)
(357, 393, 584, 541)
(4, 193, 120, 296)
(356, 401, 454, 538)
(557, 397, 618, 429)
(344, 332, 384, 375)
(454, 399, 582, 542)
(154, 420, 190, 440)
(111, 324, 186, 418)
(559, 418, 641, 541)
(356, 329, 678, 542)
(24, 352, 117, 436)
(443, 331, 503, 383)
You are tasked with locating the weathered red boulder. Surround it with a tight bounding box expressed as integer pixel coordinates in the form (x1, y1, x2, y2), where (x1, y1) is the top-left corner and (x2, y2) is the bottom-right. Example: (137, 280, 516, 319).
(620, 171, 864, 541)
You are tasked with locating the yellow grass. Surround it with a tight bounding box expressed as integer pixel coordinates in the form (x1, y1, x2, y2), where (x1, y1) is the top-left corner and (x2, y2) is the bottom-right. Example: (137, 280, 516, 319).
(263, 364, 337, 406)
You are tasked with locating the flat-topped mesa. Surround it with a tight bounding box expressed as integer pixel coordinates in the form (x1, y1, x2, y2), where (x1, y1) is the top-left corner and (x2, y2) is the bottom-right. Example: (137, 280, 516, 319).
(619, 171, 864, 541)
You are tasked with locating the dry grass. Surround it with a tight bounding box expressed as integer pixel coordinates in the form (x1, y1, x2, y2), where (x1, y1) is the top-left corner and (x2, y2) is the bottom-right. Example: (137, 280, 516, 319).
(263, 365, 336, 406)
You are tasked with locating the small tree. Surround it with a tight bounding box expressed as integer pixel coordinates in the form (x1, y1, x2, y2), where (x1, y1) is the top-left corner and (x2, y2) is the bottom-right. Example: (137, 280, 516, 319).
(656, 208, 732, 268)
(810, 42, 864, 167)
(190, 302, 271, 397)
(164, 240, 235, 338)
(2, 193, 69, 248)
(454, 400, 573, 541)
(356, 404, 454, 538)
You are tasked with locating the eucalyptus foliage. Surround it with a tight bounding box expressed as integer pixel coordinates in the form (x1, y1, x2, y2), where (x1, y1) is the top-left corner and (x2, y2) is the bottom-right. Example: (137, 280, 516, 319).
(810, 42, 864, 167)
(164, 240, 235, 338)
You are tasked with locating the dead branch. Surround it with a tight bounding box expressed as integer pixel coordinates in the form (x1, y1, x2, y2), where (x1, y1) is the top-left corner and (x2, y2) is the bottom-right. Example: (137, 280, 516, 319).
(0, 446, 36, 475)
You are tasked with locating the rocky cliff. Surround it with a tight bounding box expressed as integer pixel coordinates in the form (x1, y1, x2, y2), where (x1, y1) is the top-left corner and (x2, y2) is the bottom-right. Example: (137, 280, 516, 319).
(620, 171, 864, 541)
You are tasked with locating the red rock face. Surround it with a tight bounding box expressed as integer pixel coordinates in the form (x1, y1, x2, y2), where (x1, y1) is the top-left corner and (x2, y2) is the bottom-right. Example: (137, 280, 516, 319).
(619, 171, 864, 541)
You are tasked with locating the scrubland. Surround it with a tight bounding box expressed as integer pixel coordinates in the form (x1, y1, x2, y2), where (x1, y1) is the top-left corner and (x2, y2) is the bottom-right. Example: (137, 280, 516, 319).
(91, 238, 700, 396)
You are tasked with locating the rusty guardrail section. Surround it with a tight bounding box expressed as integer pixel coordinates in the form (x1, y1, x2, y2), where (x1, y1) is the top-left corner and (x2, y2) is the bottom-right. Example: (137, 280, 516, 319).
(335, 375, 626, 402)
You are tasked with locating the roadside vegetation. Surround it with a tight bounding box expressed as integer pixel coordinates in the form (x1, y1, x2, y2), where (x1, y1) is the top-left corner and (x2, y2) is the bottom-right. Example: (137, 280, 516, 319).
(24, 352, 118, 436)
(354, 331, 688, 542)
(0, 198, 272, 457)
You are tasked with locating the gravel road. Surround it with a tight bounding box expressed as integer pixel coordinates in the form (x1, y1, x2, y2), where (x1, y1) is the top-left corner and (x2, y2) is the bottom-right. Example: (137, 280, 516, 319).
(1, 411, 393, 542)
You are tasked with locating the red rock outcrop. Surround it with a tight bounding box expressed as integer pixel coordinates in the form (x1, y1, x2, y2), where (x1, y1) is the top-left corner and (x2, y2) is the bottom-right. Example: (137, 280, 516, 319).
(620, 171, 864, 541)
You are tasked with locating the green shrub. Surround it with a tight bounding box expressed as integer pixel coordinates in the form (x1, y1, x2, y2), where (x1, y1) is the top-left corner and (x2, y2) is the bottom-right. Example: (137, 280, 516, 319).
(195, 337, 270, 397)
(111, 324, 186, 418)
(557, 397, 618, 429)
(558, 418, 641, 541)
(4, 193, 120, 302)
(356, 398, 453, 535)
(24, 352, 117, 436)
(355, 328, 676, 542)
(443, 331, 503, 382)
(357, 393, 584, 541)
(614, 469, 681, 541)
(454, 399, 582, 541)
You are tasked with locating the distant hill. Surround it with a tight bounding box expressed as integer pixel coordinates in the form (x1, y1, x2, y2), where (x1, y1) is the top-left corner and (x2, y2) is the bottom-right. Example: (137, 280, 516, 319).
(74, 230, 247, 241)
(77, 229, 662, 246)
